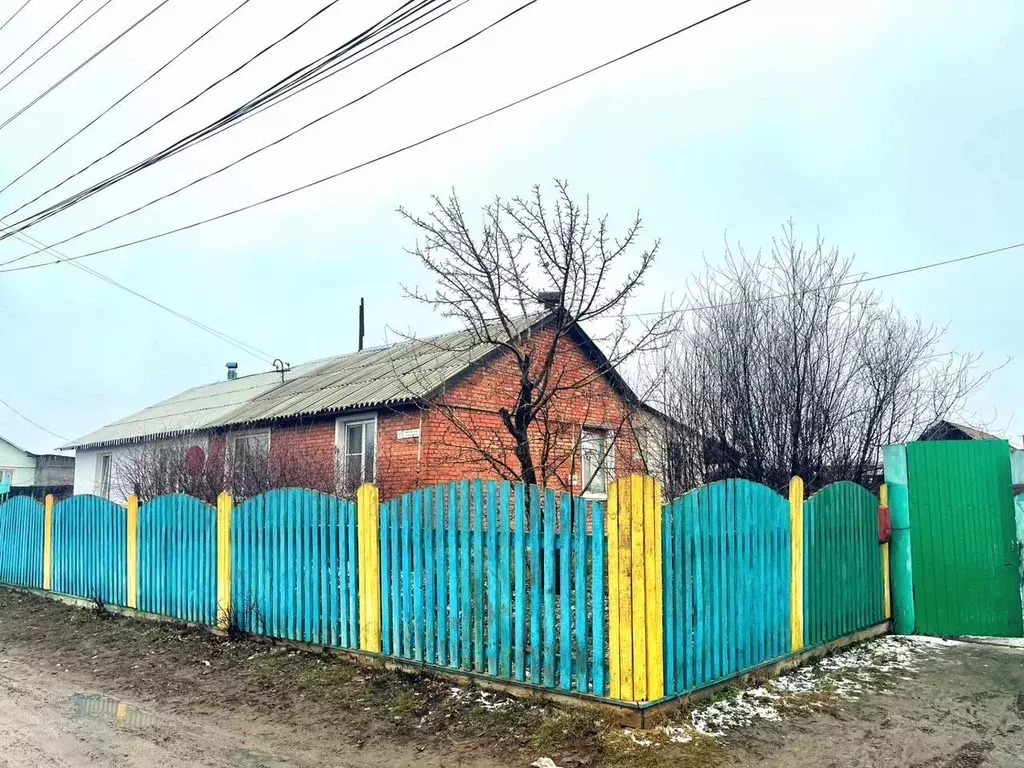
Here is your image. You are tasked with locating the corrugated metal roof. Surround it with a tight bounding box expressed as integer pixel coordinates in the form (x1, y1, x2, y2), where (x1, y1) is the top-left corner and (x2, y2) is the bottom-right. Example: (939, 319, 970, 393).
(64, 315, 547, 451)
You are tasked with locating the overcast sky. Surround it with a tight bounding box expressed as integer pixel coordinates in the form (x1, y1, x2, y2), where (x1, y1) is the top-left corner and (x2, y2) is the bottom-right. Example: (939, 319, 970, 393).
(0, 0, 1021, 453)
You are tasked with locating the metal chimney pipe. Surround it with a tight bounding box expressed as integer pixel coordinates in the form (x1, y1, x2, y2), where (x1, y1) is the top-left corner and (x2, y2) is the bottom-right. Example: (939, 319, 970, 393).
(358, 297, 365, 352)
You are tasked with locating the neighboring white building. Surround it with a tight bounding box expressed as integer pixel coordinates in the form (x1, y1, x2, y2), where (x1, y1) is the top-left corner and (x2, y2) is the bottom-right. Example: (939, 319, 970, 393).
(0, 435, 75, 499)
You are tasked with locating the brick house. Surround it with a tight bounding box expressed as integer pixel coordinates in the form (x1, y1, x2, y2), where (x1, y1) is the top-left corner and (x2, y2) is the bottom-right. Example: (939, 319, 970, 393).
(66, 312, 666, 503)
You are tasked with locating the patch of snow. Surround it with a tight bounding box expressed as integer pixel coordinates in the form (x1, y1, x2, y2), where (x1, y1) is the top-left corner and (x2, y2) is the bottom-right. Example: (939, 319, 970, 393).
(627, 731, 654, 747)
(690, 687, 782, 737)
(682, 636, 928, 738)
(447, 686, 512, 711)
(772, 666, 817, 693)
(902, 634, 966, 647)
(530, 759, 562, 768)
(660, 724, 694, 744)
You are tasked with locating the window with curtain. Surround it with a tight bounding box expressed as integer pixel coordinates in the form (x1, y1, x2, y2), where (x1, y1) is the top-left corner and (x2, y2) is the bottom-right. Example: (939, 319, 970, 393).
(336, 415, 377, 492)
(581, 427, 614, 496)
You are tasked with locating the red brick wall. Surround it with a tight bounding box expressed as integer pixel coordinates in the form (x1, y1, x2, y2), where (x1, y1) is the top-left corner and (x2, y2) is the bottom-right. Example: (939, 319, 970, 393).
(376, 327, 648, 498)
(267, 420, 337, 492)
(249, 328, 649, 500)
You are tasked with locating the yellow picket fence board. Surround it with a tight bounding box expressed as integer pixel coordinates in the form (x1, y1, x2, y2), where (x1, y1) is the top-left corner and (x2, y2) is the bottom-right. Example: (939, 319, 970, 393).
(357, 483, 382, 653)
(606, 474, 665, 703)
(43, 494, 54, 591)
(216, 491, 233, 631)
(126, 495, 139, 609)
(789, 476, 805, 651)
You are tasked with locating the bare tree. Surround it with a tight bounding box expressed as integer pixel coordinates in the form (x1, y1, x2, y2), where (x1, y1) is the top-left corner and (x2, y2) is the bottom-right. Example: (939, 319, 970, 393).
(651, 222, 990, 495)
(398, 180, 675, 492)
(115, 431, 338, 504)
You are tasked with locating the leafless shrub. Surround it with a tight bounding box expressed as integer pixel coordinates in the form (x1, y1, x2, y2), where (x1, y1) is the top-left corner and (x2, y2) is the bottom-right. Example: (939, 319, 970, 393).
(649, 222, 990, 495)
(115, 431, 339, 503)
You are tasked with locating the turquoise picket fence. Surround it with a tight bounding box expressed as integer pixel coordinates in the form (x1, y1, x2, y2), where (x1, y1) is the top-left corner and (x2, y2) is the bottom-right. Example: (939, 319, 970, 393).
(804, 481, 886, 645)
(231, 488, 360, 648)
(661, 479, 792, 696)
(52, 495, 127, 606)
(0, 473, 890, 709)
(379, 480, 607, 696)
(0, 496, 44, 588)
(139, 494, 218, 625)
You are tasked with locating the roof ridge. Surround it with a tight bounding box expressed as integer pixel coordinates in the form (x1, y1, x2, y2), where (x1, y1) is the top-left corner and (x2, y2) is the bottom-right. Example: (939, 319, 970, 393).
(64, 312, 556, 450)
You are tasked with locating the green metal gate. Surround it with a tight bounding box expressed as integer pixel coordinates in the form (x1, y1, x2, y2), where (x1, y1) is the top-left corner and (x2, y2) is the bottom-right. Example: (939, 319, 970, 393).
(906, 440, 1023, 638)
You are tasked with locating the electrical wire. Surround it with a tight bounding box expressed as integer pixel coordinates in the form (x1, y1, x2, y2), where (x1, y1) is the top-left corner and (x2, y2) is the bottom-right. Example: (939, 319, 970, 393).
(0, 0, 173, 134)
(191, 0, 473, 146)
(0, 0, 33, 36)
(617, 242, 1024, 318)
(0, 394, 68, 441)
(0, 0, 115, 100)
(0, 0, 378, 222)
(0, 0, 87, 82)
(0, 0, 759, 272)
(0, 0, 452, 241)
(0, 0, 529, 260)
(0, 0, 255, 200)
(2, 217, 276, 362)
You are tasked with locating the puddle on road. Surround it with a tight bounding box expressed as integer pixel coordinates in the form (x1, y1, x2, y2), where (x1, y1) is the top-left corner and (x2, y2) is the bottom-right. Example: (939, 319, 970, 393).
(229, 747, 283, 767)
(72, 692, 159, 729)
(71, 693, 284, 766)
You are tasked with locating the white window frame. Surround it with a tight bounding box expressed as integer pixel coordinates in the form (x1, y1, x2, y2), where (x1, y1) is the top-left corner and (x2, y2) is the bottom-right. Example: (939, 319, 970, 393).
(227, 429, 271, 463)
(0, 467, 15, 487)
(581, 426, 615, 498)
(225, 429, 271, 483)
(335, 413, 378, 491)
(97, 453, 113, 498)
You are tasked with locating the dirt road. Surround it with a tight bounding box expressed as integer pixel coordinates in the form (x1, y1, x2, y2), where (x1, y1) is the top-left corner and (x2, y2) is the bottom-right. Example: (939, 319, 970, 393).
(0, 588, 1022, 767)
(0, 655, 506, 768)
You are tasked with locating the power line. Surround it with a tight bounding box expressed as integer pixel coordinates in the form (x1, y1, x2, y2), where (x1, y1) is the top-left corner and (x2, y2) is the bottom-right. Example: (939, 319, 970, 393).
(0, 0, 173, 134)
(0, 394, 68, 441)
(0, 0, 457, 242)
(0, 0, 359, 222)
(0, 0, 255, 199)
(0, 0, 530, 259)
(0, 0, 115, 100)
(0, 0, 33, 36)
(0, 0, 87, 82)
(0, 0, 759, 271)
(2, 218, 277, 363)
(193, 0, 473, 145)
(618, 242, 1024, 318)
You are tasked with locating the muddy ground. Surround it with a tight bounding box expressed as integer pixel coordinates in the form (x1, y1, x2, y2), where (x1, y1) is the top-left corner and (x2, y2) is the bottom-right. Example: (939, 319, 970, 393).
(0, 587, 1021, 767)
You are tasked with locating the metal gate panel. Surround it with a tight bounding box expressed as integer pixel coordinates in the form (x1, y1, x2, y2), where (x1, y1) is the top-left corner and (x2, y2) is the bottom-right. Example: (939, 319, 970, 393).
(906, 440, 1023, 638)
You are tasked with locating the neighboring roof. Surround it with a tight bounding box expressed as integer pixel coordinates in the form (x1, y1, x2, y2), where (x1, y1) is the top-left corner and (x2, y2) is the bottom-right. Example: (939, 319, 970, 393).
(0, 435, 65, 459)
(67, 313, 624, 451)
(0, 435, 30, 455)
(919, 420, 1002, 442)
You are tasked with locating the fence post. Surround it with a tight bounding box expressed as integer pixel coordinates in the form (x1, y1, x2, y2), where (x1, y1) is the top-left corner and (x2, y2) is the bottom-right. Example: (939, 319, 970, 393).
(126, 495, 139, 609)
(606, 474, 664, 703)
(357, 483, 382, 653)
(879, 484, 892, 620)
(216, 491, 233, 631)
(789, 476, 805, 651)
(882, 445, 915, 634)
(43, 494, 54, 591)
